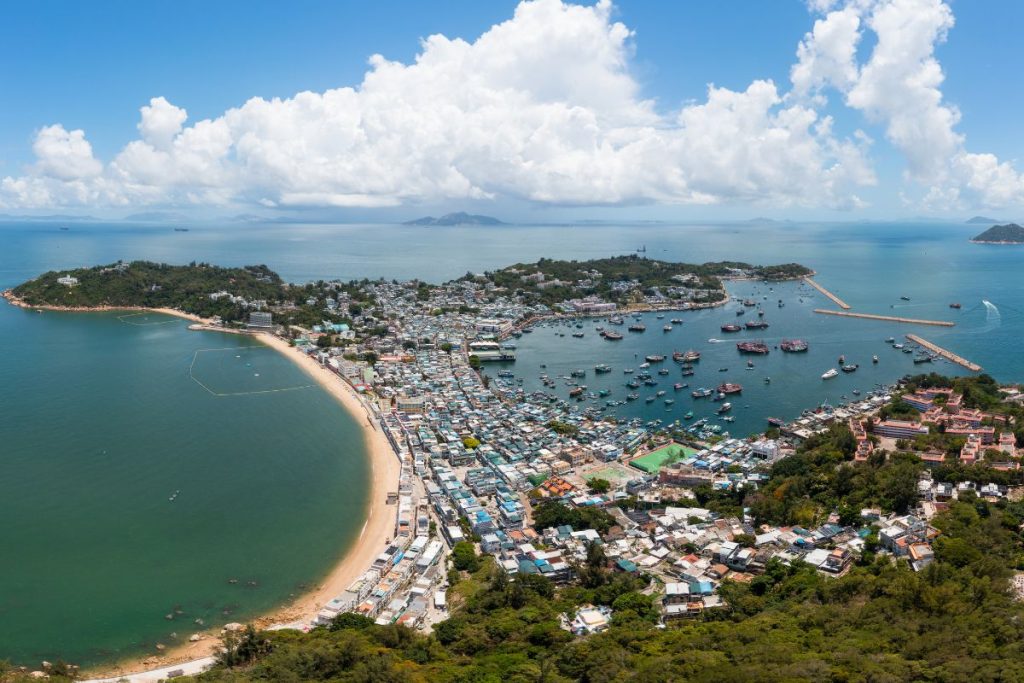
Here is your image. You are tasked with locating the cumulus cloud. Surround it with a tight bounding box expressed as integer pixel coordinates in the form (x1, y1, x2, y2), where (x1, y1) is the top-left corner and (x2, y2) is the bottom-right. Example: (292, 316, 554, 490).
(2, 0, 883, 211)
(797, 0, 1024, 209)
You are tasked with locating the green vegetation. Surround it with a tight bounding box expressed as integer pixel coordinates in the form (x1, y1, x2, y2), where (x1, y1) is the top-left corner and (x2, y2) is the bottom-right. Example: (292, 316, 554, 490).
(546, 420, 580, 437)
(972, 222, 1024, 243)
(531, 500, 616, 534)
(473, 255, 811, 306)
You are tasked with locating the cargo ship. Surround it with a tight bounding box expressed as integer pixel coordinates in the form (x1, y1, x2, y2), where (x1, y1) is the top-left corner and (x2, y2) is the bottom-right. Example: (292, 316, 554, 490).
(736, 341, 770, 354)
(721, 324, 742, 333)
(780, 339, 808, 352)
(717, 383, 742, 394)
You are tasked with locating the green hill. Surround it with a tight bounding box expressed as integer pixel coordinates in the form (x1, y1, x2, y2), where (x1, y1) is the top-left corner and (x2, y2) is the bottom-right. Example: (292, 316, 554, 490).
(971, 223, 1024, 243)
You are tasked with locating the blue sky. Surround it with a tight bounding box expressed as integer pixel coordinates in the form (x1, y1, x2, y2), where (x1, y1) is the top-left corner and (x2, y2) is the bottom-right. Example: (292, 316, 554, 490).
(1, 0, 1022, 221)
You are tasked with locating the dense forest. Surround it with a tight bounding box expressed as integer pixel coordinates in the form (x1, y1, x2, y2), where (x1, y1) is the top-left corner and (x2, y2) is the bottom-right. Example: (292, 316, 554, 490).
(10, 261, 284, 322)
(971, 223, 1024, 243)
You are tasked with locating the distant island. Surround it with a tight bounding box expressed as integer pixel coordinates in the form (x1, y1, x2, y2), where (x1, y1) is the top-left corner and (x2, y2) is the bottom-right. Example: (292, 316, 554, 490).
(971, 223, 1024, 244)
(966, 215, 1001, 225)
(404, 211, 505, 226)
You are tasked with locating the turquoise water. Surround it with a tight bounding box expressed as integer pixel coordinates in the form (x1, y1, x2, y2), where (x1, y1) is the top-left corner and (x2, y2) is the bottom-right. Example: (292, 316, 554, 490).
(0, 219, 1021, 665)
(0, 304, 369, 667)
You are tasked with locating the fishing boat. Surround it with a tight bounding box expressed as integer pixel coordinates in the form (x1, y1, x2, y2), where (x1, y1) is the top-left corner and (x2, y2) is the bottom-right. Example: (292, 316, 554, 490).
(572, 332, 584, 338)
(841, 363, 859, 373)
(628, 323, 646, 332)
(691, 387, 713, 398)
(675, 349, 701, 363)
(663, 324, 673, 332)
(717, 383, 742, 394)
(717, 402, 732, 414)
(684, 411, 694, 419)
(627, 393, 639, 401)
(671, 318, 683, 324)
(645, 354, 666, 363)
(737, 341, 770, 354)
(646, 396, 657, 403)
(872, 355, 879, 363)
(656, 390, 666, 397)
(767, 417, 785, 427)
(721, 324, 742, 333)
(673, 383, 684, 391)
(603, 330, 623, 340)
(664, 398, 675, 406)
(745, 320, 769, 329)
(780, 339, 808, 352)
(569, 387, 584, 397)
(658, 368, 670, 376)
(913, 354, 933, 364)
(594, 364, 612, 373)
(822, 368, 839, 379)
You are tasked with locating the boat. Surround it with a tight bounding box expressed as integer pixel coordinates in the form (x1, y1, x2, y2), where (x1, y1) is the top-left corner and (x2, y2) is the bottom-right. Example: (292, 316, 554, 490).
(658, 368, 669, 376)
(886, 337, 896, 343)
(852, 389, 861, 396)
(681, 369, 695, 376)
(717, 402, 732, 414)
(684, 411, 694, 419)
(718, 367, 728, 372)
(717, 383, 742, 394)
(623, 368, 634, 374)
(950, 303, 962, 309)
(644, 379, 658, 387)
(893, 343, 904, 349)
(569, 387, 584, 397)
(744, 320, 769, 329)
(913, 354, 933, 364)
(674, 349, 701, 363)
(903, 347, 913, 354)
(722, 416, 735, 422)
(598, 389, 611, 397)
(603, 330, 623, 340)
(838, 355, 846, 365)
(59, 226, 69, 231)
(174, 227, 189, 232)
(670, 318, 683, 324)
(780, 339, 808, 352)
(822, 368, 839, 379)
(872, 355, 879, 363)
(767, 417, 785, 427)
(663, 324, 673, 332)
(646, 396, 657, 403)
(628, 323, 647, 332)
(627, 393, 639, 401)
(736, 308, 745, 316)
(594, 364, 612, 373)
(522, 328, 533, 334)
(608, 316, 624, 325)
(497, 370, 514, 378)
(764, 376, 770, 384)
(570, 369, 586, 378)
(656, 390, 666, 397)
(645, 354, 666, 363)
(673, 383, 684, 391)
(664, 398, 675, 406)
(691, 388, 713, 398)
(900, 296, 910, 301)
(627, 380, 641, 389)
(572, 332, 584, 338)
(656, 313, 665, 319)
(743, 299, 756, 307)
(721, 324, 742, 333)
(841, 363, 859, 373)
(737, 341, 770, 354)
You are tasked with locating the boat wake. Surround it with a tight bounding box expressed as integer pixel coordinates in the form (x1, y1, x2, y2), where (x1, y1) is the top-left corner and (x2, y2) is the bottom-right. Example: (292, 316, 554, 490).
(983, 299, 1001, 324)
(707, 338, 725, 343)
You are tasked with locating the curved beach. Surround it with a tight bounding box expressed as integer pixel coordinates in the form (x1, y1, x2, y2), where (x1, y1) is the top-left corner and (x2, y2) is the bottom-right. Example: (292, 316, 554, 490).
(6, 306, 404, 680)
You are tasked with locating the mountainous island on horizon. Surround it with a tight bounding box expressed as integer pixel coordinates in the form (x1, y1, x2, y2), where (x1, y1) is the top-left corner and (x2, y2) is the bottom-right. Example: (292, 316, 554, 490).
(966, 215, 1002, 224)
(971, 223, 1024, 243)
(404, 211, 505, 226)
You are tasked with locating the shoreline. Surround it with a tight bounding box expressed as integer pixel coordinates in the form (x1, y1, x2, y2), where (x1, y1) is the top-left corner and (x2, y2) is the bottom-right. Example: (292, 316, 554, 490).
(2, 296, 401, 681)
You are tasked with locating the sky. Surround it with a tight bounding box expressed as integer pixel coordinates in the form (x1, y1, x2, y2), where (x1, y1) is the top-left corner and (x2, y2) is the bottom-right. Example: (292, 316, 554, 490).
(1, 0, 1023, 222)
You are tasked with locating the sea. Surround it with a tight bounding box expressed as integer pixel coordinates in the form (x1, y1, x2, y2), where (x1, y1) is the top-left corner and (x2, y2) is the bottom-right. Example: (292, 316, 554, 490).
(0, 218, 1020, 667)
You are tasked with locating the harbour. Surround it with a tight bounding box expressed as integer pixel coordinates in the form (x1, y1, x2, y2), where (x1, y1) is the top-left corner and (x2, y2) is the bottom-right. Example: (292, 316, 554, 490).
(906, 334, 982, 372)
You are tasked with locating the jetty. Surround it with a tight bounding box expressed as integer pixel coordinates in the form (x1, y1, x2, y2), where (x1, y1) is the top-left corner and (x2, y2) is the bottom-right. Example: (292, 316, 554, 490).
(803, 277, 850, 310)
(813, 309, 955, 327)
(906, 334, 982, 372)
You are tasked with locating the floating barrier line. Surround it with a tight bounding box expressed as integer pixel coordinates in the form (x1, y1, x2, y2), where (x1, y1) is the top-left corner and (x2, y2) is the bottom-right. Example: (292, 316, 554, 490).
(188, 348, 314, 397)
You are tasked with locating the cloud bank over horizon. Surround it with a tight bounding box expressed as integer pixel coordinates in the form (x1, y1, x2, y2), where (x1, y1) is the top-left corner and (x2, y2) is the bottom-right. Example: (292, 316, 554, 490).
(1, 0, 1020, 214)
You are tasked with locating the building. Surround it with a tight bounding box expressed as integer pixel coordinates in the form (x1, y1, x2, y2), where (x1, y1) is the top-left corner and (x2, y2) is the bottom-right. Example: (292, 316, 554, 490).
(57, 274, 79, 286)
(248, 311, 273, 329)
(873, 420, 929, 440)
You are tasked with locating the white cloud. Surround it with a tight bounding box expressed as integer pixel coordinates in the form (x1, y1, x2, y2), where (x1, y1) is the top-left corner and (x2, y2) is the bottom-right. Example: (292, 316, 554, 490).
(31, 125, 102, 181)
(2, 0, 879, 211)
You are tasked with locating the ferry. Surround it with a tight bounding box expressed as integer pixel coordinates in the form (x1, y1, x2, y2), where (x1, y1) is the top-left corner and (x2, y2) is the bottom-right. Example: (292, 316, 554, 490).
(822, 368, 839, 379)
(717, 383, 742, 394)
(721, 324, 742, 333)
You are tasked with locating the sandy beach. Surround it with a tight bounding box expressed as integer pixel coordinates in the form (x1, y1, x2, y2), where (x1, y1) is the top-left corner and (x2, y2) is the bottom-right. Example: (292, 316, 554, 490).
(3, 300, 404, 681)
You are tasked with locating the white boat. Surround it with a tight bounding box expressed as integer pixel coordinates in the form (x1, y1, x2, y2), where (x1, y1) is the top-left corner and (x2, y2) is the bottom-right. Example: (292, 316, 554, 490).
(822, 368, 839, 379)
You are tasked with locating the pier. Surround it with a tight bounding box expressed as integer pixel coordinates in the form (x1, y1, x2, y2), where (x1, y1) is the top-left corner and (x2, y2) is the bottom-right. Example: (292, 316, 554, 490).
(803, 277, 851, 310)
(813, 309, 955, 327)
(906, 334, 982, 372)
